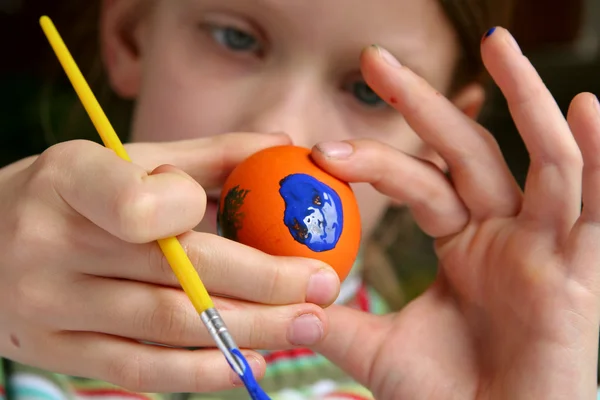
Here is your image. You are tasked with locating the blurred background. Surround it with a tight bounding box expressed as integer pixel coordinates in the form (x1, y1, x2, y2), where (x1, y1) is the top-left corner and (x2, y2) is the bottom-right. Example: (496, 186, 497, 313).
(1, 0, 599, 379)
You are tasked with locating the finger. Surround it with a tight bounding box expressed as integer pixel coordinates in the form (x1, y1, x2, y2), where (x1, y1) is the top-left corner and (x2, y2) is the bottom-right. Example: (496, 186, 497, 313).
(565, 93, 600, 286)
(481, 27, 582, 236)
(311, 305, 391, 387)
(32, 139, 207, 243)
(569, 94, 600, 222)
(360, 45, 521, 219)
(312, 139, 468, 237)
(75, 232, 340, 306)
(56, 277, 329, 349)
(43, 331, 265, 393)
(126, 132, 293, 190)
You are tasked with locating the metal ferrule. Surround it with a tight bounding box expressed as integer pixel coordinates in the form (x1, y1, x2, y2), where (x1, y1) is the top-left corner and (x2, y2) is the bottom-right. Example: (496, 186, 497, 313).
(200, 308, 245, 376)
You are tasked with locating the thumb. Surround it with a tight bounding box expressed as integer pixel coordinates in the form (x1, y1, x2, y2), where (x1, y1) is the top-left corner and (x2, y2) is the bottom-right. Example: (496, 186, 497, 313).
(33, 140, 208, 244)
(126, 132, 293, 190)
(311, 304, 391, 386)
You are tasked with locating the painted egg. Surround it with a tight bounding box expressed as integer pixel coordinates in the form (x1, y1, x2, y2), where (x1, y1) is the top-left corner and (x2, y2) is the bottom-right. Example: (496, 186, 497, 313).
(217, 145, 361, 281)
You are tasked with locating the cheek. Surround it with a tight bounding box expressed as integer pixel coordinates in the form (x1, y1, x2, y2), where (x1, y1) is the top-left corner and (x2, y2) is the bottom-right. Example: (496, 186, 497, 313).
(131, 76, 242, 143)
(129, 43, 248, 143)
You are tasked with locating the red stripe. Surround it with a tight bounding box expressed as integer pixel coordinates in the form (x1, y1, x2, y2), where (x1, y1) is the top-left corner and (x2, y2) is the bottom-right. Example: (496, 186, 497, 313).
(264, 348, 316, 364)
(356, 285, 370, 312)
(75, 389, 152, 400)
(325, 393, 372, 400)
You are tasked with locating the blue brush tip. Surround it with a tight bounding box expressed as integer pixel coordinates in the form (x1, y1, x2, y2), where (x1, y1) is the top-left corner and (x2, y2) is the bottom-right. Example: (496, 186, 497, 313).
(230, 349, 271, 400)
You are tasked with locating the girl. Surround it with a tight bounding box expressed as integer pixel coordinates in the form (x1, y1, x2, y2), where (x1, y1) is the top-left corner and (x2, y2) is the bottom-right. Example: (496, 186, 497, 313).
(1, 0, 599, 399)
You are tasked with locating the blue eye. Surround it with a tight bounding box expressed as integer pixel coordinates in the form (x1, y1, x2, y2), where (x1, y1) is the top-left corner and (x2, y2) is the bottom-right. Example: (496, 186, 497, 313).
(350, 81, 384, 107)
(349, 80, 386, 108)
(209, 26, 261, 53)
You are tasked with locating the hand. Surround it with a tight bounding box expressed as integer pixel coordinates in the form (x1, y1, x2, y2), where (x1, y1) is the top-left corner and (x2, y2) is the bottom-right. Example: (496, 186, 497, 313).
(0, 132, 340, 393)
(310, 28, 600, 399)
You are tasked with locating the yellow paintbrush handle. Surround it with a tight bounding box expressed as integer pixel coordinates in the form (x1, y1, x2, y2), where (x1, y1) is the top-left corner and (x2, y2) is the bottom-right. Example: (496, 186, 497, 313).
(40, 16, 130, 161)
(157, 237, 214, 311)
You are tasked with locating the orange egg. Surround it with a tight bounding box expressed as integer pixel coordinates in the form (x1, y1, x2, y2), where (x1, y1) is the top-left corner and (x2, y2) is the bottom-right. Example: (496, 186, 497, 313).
(217, 145, 361, 281)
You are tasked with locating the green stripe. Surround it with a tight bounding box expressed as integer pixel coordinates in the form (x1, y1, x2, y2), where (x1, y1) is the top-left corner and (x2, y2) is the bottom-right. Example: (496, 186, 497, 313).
(264, 355, 327, 376)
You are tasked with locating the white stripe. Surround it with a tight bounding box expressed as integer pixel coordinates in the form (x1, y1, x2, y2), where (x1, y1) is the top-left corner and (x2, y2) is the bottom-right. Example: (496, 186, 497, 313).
(334, 250, 364, 306)
(334, 273, 361, 305)
(273, 389, 307, 400)
(310, 380, 338, 396)
(11, 373, 68, 400)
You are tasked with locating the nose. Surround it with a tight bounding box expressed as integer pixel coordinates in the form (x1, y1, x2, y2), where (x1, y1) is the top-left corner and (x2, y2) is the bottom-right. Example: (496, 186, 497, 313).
(234, 72, 337, 148)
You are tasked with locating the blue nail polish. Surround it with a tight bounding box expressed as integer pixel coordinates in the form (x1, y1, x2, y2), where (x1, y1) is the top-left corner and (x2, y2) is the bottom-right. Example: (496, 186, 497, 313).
(483, 27, 496, 40)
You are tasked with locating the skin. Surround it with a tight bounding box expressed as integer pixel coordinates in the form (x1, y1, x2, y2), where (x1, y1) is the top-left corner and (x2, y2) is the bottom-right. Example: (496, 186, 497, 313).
(102, 0, 484, 237)
(0, 0, 598, 398)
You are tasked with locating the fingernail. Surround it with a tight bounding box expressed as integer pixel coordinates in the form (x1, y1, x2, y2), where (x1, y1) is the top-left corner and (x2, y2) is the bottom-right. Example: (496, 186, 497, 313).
(151, 165, 197, 183)
(267, 131, 289, 138)
(482, 27, 496, 41)
(288, 314, 324, 346)
(231, 354, 263, 386)
(372, 44, 402, 68)
(306, 268, 340, 304)
(316, 141, 354, 159)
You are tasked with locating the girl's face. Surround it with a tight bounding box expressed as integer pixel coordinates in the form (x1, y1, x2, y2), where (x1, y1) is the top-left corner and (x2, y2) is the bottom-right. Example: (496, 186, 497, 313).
(102, 0, 484, 238)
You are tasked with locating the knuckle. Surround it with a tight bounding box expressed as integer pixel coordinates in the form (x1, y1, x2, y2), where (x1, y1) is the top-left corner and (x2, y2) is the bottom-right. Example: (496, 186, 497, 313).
(244, 312, 265, 348)
(409, 161, 449, 206)
(512, 84, 548, 108)
(416, 182, 448, 209)
(14, 275, 57, 322)
(191, 362, 217, 392)
(561, 147, 584, 169)
(533, 144, 583, 170)
(205, 136, 230, 168)
(27, 140, 106, 207)
(26, 146, 67, 195)
(141, 298, 192, 343)
(181, 240, 208, 281)
(147, 243, 179, 286)
(107, 355, 146, 392)
(32, 140, 95, 180)
(263, 262, 285, 304)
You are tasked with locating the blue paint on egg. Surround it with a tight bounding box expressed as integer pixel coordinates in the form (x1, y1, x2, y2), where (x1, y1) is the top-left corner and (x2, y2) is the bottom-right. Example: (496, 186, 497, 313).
(278, 173, 343, 252)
